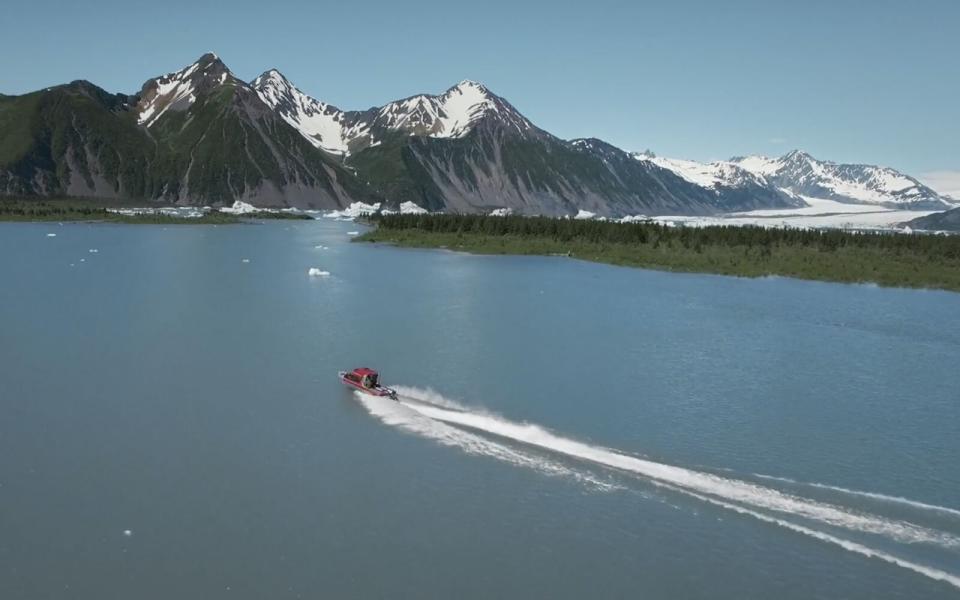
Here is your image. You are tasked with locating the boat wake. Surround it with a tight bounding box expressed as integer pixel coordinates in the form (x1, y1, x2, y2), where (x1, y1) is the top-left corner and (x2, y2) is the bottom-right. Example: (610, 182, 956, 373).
(355, 386, 960, 589)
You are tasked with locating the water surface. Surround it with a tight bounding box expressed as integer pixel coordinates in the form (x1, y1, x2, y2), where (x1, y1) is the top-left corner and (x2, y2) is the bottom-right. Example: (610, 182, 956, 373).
(1, 220, 958, 599)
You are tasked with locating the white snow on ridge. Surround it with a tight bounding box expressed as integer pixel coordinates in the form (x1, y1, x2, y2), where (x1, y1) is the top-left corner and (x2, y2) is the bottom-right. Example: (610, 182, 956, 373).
(137, 61, 205, 127)
(731, 152, 939, 206)
(631, 152, 772, 192)
(252, 70, 361, 155)
(634, 154, 732, 188)
(136, 55, 237, 128)
(372, 81, 506, 139)
(432, 81, 500, 138)
(730, 155, 782, 177)
(254, 74, 529, 152)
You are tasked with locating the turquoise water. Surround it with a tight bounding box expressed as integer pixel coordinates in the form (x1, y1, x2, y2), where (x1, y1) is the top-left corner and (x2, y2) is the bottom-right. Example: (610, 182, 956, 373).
(1, 219, 959, 599)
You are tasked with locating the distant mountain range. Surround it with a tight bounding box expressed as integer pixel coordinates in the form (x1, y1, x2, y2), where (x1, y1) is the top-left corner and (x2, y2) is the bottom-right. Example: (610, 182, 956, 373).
(1, 53, 954, 217)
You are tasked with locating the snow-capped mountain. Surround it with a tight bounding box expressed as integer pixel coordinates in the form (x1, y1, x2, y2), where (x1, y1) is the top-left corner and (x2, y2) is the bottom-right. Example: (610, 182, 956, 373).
(251, 69, 362, 155)
(367, 80, 534, 140)
(629, 151, 803, 211)
(135, 53, 239, 127)
(730, 150, 951, 209)
(3, 52, 951, 218)
(251, 73, 535, 156)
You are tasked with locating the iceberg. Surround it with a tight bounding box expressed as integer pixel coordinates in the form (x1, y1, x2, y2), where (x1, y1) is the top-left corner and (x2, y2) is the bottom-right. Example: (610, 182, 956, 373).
(322, 202, 381, 220)
(219, 200, 259, 214)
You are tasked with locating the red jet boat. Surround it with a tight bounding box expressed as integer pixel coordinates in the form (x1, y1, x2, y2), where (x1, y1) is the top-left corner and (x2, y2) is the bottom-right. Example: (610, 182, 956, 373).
(338, 367, 398, 400)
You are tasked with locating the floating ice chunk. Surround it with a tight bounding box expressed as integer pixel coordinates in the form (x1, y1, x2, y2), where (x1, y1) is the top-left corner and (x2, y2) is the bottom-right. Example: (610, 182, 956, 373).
(219, 200, 259, 214)
(618, 215, 650, 223)
(80, 258, 86, 262)
(347, 231, 360, 236)
(399, 201, 429, 214)
(380, 201, 428, 216)
(313, 245, 328, 250)
(88, 249, 99, 253)
(241, 258, 250, 263)
(307, 268, 330, 277)
(123, 529, 133, 537)
(322, 202, 381, 220)
(46, 233, 57, 237)
(489, 208, 513, 217)
(573, 209, 596, 220)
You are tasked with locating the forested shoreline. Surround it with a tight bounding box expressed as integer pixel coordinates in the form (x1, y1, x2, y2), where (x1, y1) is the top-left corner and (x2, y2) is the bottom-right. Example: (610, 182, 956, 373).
(359, 214, 960, 292)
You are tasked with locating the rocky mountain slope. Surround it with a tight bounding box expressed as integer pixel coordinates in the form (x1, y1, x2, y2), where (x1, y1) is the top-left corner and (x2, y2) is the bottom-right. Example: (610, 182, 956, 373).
(0, 54, 377, 208)
(253, 72, 800, 215)
(906, 206, 960, 231)
(1, 53, 951, 216)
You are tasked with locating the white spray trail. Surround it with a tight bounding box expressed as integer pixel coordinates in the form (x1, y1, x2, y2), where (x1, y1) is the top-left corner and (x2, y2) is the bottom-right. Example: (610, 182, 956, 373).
(361, 386, 960, 589)
(752, 473, 960, 519)
(396, 395, 959, 549)
(358, 392, 620, 492)
(672, 485, 960, 590)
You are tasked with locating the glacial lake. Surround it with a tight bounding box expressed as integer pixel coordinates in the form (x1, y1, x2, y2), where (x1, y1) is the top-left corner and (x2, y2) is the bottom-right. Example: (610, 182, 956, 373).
(1, 219, 959, 599)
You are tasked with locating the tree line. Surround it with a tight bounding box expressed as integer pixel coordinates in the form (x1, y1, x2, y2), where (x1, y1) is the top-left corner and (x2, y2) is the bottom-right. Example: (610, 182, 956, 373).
(372, 214, 960, 259)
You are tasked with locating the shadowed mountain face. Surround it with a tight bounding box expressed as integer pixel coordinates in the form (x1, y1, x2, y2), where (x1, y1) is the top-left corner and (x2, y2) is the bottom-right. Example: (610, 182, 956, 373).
(0, 54, 378, 209)
(1, 54, 951, 215)
(907, 206, 960, 231)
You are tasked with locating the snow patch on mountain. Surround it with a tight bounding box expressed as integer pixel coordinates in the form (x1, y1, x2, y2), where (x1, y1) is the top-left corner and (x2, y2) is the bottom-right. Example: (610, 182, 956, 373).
(432, 81, 501, 138)
(632, 153, 763, 190)
(137, 65, 198, 127)
(730, 151, 949, 208)
(371, 80, 530, 139)
(253, 74, 533, 154)
(251, 70, 365, 155)
(136, 53, 234, 128)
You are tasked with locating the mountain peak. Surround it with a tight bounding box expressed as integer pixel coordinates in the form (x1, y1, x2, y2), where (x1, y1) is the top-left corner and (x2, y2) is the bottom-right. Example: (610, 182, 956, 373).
(450, 79, 489, 92)
(253, 68, 292, 89)
(731, 149, 950, 208)
(782, 149, 813, 162)
(135, 54, 236, 127)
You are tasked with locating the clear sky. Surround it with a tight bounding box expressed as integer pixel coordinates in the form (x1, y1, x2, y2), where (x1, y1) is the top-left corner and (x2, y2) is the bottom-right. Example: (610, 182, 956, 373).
(3, 0, 958, 192)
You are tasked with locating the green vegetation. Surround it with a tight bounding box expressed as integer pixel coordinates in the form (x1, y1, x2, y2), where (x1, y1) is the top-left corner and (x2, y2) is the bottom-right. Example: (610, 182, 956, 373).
(0, 199, 311, 224)
(359, 214, 960, 292)
(1, 80, 379, 207)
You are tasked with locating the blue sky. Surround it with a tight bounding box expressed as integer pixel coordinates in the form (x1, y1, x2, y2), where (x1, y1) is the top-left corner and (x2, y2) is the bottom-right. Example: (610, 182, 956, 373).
(3, 0, 958, 192)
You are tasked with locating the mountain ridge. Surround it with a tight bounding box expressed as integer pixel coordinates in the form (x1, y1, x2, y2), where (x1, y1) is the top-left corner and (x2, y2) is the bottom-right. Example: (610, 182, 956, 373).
(1, 53, 952, 216)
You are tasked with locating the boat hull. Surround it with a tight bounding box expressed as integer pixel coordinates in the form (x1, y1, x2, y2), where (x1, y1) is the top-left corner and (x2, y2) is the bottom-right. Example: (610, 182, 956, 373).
(338, 371, 398, 399)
